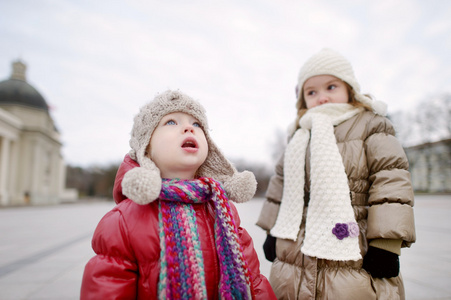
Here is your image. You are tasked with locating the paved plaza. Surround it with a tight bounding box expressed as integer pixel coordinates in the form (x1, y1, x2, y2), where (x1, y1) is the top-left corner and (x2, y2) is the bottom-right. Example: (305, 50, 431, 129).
(0, 194, 450, 299)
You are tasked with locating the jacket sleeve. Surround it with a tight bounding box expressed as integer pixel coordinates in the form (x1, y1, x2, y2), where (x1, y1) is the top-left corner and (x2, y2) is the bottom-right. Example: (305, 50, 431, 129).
(230, 203, 277, 299)
(256, 152, 285, 231)
(80, 208, 138, 300)
(365, 115, 416, 248)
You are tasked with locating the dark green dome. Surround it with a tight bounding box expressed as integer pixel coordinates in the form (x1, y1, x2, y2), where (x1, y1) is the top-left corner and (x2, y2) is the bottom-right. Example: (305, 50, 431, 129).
(0, 60, 49, 111)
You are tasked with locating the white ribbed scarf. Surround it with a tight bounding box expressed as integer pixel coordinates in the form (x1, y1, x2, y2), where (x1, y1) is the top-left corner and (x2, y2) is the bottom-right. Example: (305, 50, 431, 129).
(271, 103, 362, 261)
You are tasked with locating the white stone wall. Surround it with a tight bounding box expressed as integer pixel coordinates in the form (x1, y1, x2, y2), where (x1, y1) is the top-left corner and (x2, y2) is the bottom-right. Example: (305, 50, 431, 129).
(0, 106, 67, 205)
(405, 139, 451, 193)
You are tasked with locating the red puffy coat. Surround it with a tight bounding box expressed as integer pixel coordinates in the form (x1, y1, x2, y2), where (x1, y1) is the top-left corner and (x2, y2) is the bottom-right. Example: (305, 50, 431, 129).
(81, 155, 276, 300)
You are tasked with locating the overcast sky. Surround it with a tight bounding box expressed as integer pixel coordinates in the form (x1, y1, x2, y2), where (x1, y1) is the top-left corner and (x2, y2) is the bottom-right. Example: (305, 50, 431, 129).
(1, 0, 450, 167)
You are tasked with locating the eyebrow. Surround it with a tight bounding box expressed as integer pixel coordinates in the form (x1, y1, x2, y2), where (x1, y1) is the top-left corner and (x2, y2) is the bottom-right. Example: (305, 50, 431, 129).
(304, 79, 342, 91)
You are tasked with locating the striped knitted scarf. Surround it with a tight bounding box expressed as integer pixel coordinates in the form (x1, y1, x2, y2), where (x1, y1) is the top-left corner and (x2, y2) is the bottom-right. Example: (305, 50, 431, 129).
(157, 177, 253, 300)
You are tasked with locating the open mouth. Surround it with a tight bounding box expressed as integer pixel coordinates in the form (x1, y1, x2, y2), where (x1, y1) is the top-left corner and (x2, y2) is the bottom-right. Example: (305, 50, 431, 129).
(181, 138, 198, 149)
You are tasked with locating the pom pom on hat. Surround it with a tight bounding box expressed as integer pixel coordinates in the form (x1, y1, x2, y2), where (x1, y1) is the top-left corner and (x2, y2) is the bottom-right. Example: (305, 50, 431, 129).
(122, 90, 257, 205)
(370, 98, 387, 116)
(223, 170, 257, 203)
(122, 166, 162, 205)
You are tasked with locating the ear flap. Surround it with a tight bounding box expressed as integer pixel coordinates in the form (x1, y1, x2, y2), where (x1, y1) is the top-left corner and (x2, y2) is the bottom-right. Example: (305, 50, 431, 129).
(198, 138, 257, 203)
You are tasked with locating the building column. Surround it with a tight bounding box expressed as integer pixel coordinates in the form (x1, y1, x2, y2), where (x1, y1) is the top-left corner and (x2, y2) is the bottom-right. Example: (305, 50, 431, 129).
(0, 137, 11, 205)
(49, 149, 60, 204)
(9, 139, 19, 204)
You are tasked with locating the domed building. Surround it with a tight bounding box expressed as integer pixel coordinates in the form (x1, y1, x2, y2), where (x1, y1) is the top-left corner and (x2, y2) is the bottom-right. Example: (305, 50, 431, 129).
(0, 60, 66, 205)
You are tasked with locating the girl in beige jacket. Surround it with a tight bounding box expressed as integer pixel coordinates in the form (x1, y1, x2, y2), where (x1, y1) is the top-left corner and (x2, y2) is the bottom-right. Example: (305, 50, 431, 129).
(257, 48, 416, 300)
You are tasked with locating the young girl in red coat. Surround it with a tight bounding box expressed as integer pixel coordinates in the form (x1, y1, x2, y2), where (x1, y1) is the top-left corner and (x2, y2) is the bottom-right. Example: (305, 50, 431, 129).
(80, 90, 276, 300)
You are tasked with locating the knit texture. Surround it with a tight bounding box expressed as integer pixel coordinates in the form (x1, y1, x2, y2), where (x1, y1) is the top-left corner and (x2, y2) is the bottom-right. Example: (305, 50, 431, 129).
(296, 48, 387, 116)
(271, 103, 362, 261)
(158, 178, 254, 300)
(122, 90, 257, 204)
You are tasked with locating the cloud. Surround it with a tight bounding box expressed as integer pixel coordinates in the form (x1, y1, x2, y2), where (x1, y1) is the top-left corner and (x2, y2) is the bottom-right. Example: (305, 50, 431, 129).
(1, 0, 450, 167)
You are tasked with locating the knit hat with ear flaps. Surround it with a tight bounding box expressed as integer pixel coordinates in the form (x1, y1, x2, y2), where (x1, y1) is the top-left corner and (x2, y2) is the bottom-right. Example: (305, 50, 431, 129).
(296, 48, 387, 116)
(122, 89, 257, 205)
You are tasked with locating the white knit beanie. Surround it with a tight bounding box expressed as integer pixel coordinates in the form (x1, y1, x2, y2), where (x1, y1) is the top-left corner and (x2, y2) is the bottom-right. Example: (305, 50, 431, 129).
(296, 48, 386, 115)
(122, 89, 257, 205)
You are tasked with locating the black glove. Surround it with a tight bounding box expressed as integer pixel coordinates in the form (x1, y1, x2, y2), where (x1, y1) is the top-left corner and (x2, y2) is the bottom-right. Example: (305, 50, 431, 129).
(362, 246, 400, 278)
(263, 234, 277, 262)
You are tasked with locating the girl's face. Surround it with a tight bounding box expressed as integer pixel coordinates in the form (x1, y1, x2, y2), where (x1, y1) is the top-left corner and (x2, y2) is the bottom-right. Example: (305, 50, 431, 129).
(149, 112, 208, 180)
(303, 75, 349, 109)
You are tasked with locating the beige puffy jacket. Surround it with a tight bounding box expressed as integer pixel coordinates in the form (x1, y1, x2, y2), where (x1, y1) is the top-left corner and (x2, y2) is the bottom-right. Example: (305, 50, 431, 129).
(257, 110, 416, 300)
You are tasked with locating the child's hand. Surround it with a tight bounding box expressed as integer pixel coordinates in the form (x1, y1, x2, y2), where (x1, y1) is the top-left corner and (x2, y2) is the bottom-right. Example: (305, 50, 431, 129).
(263, 234, 277, 262)
(362, 246, 399, 278)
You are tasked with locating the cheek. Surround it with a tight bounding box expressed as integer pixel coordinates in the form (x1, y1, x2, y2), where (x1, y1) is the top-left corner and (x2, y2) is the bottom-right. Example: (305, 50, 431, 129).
(148, 134, 164, 159)
(340, 94, 349, 103)
(340, 89, 350, 103)
(200, 137, 209, 159)
(148, 143, 158, 161)
(305, 99, 317, 109)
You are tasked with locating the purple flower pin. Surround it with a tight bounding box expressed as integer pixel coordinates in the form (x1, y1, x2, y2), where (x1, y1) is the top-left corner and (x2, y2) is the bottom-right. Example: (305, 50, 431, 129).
(332, 223, 349, 240)
(347, 222, 359, 238)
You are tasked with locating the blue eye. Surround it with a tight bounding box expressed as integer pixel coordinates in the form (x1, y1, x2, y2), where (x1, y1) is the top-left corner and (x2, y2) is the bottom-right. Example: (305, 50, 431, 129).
(165, 120, 176, 125)
(328, 85, 337, 90)
(193, 122, 201, 128)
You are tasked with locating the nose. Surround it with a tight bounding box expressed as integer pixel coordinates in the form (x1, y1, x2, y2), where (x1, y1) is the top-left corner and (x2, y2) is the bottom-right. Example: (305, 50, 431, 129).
(183, 124, 195, 134)
(318, 92, 329, 105)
